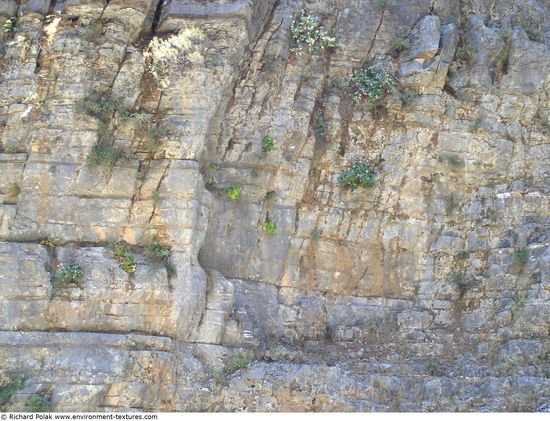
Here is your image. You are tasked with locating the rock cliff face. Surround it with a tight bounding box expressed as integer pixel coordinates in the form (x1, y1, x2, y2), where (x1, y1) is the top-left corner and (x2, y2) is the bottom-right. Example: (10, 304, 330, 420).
(0, 0, 549, 412)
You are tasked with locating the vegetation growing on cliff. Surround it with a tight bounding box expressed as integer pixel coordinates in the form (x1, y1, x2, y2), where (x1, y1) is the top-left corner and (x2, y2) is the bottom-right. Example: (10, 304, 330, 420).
(226, 186, 242, 200)
(351, 64, 396, 105)
(263, 220, 277, 234)
(53, 264, 84, 288)
(144, 28, 205, 89)
(110, 243, 136, 274)
(0, 377, 26, 408)
(338, 162, 376, 191)
(262, 135, 276, 153)
(291, 11, 337, 54)
(144, 240, 173, 264)
(25, 394, 53, 412)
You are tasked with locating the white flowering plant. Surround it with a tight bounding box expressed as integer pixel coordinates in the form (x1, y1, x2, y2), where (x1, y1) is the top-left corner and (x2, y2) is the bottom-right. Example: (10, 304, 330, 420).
(290, 11, 337, 54)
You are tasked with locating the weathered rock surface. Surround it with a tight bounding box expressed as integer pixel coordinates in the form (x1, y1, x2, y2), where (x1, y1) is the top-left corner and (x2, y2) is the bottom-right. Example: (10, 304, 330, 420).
(0, 0, 549, 412)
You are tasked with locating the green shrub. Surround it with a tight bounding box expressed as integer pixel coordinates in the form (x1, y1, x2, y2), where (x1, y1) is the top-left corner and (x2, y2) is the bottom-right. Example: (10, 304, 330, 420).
(25, 394, 53, 412)
(313, 108, 328, 139)
(444, 154, 465, 168)
(41, 235, 60, 249)
(290, 11, 337, 54)
(77, 97, 127, 122)
(456, 44, 476, 66)
(144, 240, 172, 263)
(513, 249, 529, 265)
(449, 271, 475, 292)
(338, 162, 376, 191)
(110, 243, 136, 274)
(444, 194, 460, 216)
(54, 265, 83, 288)
(212, 371, 226, 385)
(3, 18, 16, 34)
(226, 352, 252, 374)
(485, 181, 497, 190)
(456, 251, 470, 260)
(351, 64, 396, 104)
(226, 186, 242, 200)
(87, 145, 118, 171)
(165, 262, 177, 277)
(5, 183, 21, 203)
(426, 362, 439, 376)
(144, 125, 168, 150)
(0, 377, 26, 407)
(263, 220, 277, 235)
(262, 135, 276, 153)
(144, 28, 205, 89)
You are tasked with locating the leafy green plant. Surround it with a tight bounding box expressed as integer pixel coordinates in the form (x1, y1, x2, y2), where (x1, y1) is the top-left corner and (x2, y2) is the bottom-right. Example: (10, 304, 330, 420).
(5, 183, 21, 203)
(290, 11, 337, 54)
(443, 154, 465, 169)
(338, 162, 376, 191)
(226, 351, 253, 374)
(513, 249, 529, 265)
(165, 262, 177, 277)
(485, 181, 497, 190)
(456, 251, 470, 260)
(144, 28, 205, 89)
(456, 44, 476, 66)
(25, 394, 53, 412)
(77, 97, 127, 123)
(144, 239, 172, 264)
(0, 377, 26, 407)
(212, 371, 226, 385)
(111, 243, 136, 274)
(449, 271, 475, 293)
(262, 135, 276, 153)
(3, 18, 16, 34)
(351, 63, 396, 104)
(145, 125, 168, 148)
(263, 220, 277, 235)
(313, 108, 328, 139)
(41, 235, 60, 249)
(87, 145, 118, 171)
(426, 362, 439, 376)
(226, 186, 242, 201)
(54, 264, 84, 288)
